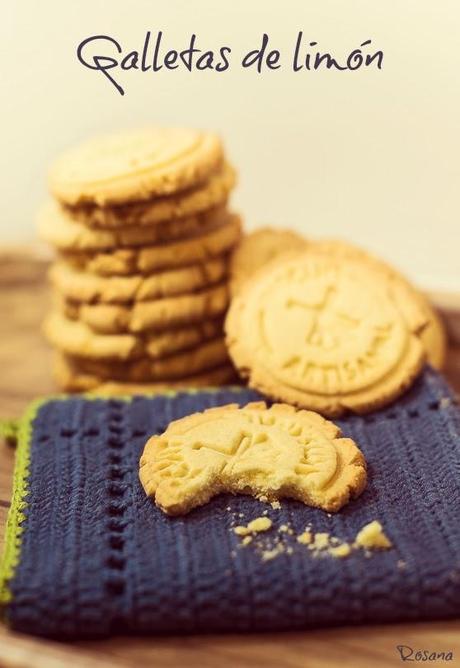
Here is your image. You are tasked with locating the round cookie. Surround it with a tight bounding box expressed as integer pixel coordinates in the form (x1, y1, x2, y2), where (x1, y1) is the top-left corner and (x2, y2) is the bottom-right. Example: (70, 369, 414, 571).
(61, 282, 229, 334)
(312, 238, 447, 369)
(54, 353, 238, 393)
(62, 214, 241, 276)
(139, 402, 367, 515)
(69, 337, 229, 382)
(225, 252, 428, 416)
(49, 127, 224, 205)
(38, 201, 230, 251)
(66, 161, 236, 228)
(230, 227, 309, 295)
(49, 258, 228, 303)
(44, 312, 223, 361)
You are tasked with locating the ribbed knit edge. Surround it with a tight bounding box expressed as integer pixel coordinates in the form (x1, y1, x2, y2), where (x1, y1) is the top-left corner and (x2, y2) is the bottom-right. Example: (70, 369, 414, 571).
(0, 386, 244, 611)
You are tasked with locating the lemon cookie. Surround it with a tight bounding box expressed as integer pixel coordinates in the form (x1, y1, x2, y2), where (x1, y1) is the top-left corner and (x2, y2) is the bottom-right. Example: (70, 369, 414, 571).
(313, 238, 447, 369)
(139, 402, 367, 515)
(230, 227, 308, 294)
(54, 353, 237, 393)
(61, 282, 229, 334)
(38, 201, 230, 251)
(69, 337, 229, 382)
(44, 312, 222, 361)
(226, 252, 428, 416)
(49, 127, 224, 205)
(62, 214, 241, 276)
(66, 161, 236, 228)
(49, 258, 228, 303)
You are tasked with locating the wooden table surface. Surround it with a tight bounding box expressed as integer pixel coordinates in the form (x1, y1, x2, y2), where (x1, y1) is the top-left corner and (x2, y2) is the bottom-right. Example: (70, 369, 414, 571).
(1, 252, 459, 668)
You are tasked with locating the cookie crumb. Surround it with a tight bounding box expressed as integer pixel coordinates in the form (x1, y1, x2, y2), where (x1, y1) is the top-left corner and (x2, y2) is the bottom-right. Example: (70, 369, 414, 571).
(271, 500, 281, 510)
(309, 532, 330, 550)
(234, 517, 273, 536)
(397, 560, 407, 570)
(261, 544, 285, 561)
(242, 536, 252, 546)
(297, 530, 312, 545)
(328, 543, 351, 558)
(354, 521, 392, 549)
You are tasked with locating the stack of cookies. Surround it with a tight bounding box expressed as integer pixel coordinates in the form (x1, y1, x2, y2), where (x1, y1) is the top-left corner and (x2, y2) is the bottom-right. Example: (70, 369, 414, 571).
(39, 127, 241, 393)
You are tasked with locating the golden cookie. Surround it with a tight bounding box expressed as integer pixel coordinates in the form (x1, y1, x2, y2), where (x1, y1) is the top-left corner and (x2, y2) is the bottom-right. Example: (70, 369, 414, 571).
(54, 353, 238, 393)
(68, 337, 229, 382)
(38, 200, 229, 251)
(62, 214, 241, 276)
(230, 227, 308, 295)
(49, 258, 228, 303)
(139, 402, 367, 515)
(313, 238, 447, 369)
(44, 312, 222, 361)
(66, 162, 236, 228)
(226, 252, 428, 416)
(61, 282, 229, 333)
(49, 127, 224, 205)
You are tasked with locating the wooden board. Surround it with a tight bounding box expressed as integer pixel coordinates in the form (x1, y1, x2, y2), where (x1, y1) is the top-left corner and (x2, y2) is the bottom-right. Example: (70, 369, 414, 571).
(1, 253, 460, 668)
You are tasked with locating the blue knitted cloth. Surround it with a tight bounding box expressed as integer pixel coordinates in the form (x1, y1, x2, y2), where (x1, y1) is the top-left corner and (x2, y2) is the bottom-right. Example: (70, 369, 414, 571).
(1, 368, 460, 639)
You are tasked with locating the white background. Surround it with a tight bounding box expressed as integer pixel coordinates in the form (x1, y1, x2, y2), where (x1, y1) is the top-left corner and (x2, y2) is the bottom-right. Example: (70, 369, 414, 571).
(1, 0, 459, 292)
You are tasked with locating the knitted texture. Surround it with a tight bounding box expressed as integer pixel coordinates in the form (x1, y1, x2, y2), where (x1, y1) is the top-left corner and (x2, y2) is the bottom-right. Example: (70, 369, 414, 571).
(1, 369, 460, 639)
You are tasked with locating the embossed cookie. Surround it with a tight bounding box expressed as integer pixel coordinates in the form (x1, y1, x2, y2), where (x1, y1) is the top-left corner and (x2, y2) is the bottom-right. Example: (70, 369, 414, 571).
(313, 238, 447, 369)
(49, 127, 224, 205)
(230, 227, 308, 294)
(139, 402, 367, 515)
(226, 252, 428, 416)
(69, 337, 229, 382)
(61, 282, 229, 333)
(44, 312, 222, 360)
(38, 200, 230, 251)
(49, 258, 228, 303)
(66, 161, 236, 228)
(55, 353, 238, 393)
(62, 214, 241, 276)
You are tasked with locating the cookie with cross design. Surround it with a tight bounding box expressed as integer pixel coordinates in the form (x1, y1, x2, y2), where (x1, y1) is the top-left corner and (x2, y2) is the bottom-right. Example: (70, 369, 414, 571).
(225, 251, 428, 416)
(139, 402, 367, 515)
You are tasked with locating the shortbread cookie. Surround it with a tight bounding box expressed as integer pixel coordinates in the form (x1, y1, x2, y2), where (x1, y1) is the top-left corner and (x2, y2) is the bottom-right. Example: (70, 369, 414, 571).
(313, 238, 447, 369)
(49, 127, 224, 205)
(38, 201, 230, 251)
(62, 283, 229, 334)
(62, 215, 241, 276)
(54, 354, 237, 393)
(139, 402, 367, 515)
(66, 162, 236, 228)
(44, 312, 222, 361)
(68, 337, 229, 382)
(226, 252, 428, 416)
(50, 258, 228, 303)
(230, 227, 308, 294)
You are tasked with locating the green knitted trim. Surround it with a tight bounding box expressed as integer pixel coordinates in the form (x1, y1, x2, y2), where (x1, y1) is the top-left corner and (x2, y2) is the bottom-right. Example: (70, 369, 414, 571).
(0, 419, 19, 445)
(0, 385, 243, 608)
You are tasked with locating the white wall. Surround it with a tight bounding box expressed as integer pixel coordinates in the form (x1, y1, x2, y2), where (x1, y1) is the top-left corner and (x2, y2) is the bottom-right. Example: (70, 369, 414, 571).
(1, 0, 459, 292)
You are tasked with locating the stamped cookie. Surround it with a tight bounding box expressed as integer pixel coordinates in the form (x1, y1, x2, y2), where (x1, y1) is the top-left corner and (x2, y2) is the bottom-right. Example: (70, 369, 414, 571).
(62, 214, 241, 276)
(61, 282, 229, 333)
(44, 312, 223, 361)
(230, 227, 308, 294)
(68, 337, 229, 382)
(139, 402, 367, 515)
(49, 258, 228, 303)
(66, 161, 236, 228)
(54, 353, 237, 393)
(38, 201, 230, 251)
(226, 252, 428, 416)
(49, 127, 224, 205)
(313, 238, 447, 369)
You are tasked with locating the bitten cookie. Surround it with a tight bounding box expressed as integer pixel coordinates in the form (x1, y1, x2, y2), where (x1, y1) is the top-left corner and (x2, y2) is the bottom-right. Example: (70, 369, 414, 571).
(230, 227, 308, 295)
(65, 161, 236, 228)
(62, 214, 241, 276)
(49, 127, 224, 205)
(226, 252, 428, 416)
(139, 402, 367, 515)
(49, 258, 228, 303)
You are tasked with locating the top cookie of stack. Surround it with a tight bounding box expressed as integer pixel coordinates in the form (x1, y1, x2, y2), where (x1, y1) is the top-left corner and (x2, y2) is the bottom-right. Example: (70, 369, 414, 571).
(39, 127, 241, 393)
